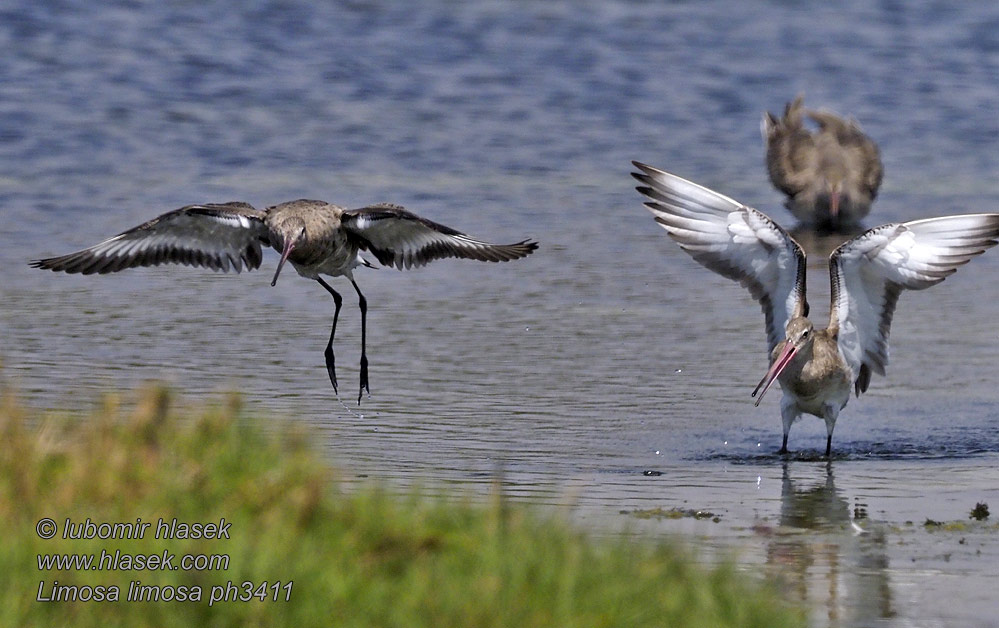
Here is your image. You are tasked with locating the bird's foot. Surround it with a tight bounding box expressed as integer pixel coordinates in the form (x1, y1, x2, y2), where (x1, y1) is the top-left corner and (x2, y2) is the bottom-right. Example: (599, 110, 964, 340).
(324, 347, 338, 394)
(357, 355, 369, 405)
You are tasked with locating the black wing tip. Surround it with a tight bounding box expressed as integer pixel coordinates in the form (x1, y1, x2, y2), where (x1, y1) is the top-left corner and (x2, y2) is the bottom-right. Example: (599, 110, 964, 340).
(519, 239, 539, 254)
(481, 239, 538, 262)
(635, 185, 657, 201)
(854, 363, 872, 397)
(630, 161, 664, 181)
(29, 256, 85, 274)
(632, 175, 654, 191)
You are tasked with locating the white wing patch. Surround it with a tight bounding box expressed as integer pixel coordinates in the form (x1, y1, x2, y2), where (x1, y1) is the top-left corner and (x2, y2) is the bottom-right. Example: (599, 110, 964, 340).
(832, 214, 999, 392)
(208, 213, 254, 230)
(633, 162, 807, 355)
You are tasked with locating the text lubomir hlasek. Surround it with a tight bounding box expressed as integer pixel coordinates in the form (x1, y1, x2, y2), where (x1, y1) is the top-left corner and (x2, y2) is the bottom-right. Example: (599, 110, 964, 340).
(60, 518, 230, 540)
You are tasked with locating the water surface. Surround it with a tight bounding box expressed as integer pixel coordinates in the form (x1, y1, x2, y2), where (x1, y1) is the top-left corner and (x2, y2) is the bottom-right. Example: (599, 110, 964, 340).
(3, 2, 998, 626)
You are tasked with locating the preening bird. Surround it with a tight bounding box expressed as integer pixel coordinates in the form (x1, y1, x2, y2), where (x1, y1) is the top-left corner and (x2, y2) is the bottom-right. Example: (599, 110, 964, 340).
(763, 95, 883, 231)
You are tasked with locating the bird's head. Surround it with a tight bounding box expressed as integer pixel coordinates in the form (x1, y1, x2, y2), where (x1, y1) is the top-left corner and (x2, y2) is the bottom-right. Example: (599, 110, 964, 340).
(784, 318, 815, 350)
(752, 317, 814, 406)
(271, 219, 307, 287)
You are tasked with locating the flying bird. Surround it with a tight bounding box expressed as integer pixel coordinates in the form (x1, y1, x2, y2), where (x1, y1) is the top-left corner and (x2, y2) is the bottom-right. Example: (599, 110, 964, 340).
(763, 95, 883, 231)
(632, 161, 999, 456)
(32, 199, 537, 403)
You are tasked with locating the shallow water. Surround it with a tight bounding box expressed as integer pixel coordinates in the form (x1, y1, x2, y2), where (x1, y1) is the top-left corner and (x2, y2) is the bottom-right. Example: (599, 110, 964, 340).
(3, 1, 999, 626)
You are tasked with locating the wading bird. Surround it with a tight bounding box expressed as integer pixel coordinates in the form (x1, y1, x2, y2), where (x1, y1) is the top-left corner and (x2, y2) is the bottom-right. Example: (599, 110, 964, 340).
(32, 199, 537, 403)
(763, 95, 883, 231)
(632, 161, 999, 456)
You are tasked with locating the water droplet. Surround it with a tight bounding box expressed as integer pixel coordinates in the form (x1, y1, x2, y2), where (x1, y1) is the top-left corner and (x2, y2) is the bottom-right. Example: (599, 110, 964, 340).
(756, 476, 762, 489)
(723, 441, 728, 445)
(654, 450, 660, 455)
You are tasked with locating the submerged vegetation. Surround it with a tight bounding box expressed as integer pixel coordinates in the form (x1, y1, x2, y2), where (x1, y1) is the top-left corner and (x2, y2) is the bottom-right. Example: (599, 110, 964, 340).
(624, 507, 721, 522)
(0, 386, 805, 628)
(969, 502, 990, 521)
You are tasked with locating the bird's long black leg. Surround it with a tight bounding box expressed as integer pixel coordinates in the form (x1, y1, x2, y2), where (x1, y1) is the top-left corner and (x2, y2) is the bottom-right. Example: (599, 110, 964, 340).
(351, 278, 369, 404)
(316, 277, 343, 394)
(779, 405, 795, 455)
(824, 412, 837, 458)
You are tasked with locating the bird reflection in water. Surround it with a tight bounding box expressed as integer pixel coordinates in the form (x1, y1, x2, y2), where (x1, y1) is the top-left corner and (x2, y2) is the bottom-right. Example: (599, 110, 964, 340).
(759, 463, 895, 627)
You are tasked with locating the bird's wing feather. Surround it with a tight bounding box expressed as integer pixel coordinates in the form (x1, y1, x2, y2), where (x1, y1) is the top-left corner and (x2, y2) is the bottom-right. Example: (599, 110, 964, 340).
(763, 96, 817, 198)
(830, 214, 999, 395)
(30, 202, 269, 274)
(341, 203, 537, 270)
(632, 162, 807, 355)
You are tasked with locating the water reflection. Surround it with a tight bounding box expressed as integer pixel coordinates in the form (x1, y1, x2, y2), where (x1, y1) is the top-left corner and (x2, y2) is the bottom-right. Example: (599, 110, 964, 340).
(778, 462, 849, 529)
(763, 463, 894, 628)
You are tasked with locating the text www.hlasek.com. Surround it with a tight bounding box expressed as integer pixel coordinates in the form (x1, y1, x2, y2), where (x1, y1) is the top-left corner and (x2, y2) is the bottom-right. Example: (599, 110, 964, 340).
(38, 549, 229, 572)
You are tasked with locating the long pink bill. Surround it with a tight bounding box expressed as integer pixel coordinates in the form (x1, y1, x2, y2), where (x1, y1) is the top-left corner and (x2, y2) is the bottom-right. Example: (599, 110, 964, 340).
(751, 343, 797, 406)
(271, 239, 297, 287)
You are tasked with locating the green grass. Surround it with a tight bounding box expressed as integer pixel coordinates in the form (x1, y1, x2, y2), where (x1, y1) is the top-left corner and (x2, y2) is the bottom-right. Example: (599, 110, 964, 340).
(0, 386, 806, 628)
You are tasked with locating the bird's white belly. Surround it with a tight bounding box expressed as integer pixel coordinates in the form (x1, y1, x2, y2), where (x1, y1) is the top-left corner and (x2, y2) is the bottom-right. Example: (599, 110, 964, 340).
(781, 377, 851, 418)
(316, 252, 361, 277)
(290, 248, 360, 279)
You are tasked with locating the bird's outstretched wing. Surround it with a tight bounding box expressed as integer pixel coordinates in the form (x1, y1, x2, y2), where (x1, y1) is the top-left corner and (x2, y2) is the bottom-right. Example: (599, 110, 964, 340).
(341, 203, 537, 270)
(830, 214, 999, 395)
(632, 161, 807, 355)
(30, 203, 269, 274)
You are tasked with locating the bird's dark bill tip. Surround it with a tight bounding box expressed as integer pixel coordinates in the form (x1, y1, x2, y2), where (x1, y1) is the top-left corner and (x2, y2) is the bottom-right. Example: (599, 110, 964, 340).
(752, 344, 797, 406)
